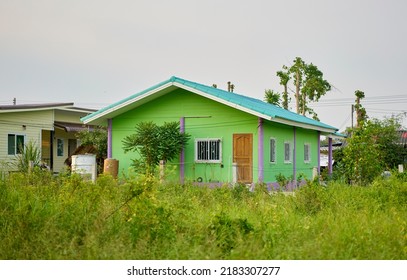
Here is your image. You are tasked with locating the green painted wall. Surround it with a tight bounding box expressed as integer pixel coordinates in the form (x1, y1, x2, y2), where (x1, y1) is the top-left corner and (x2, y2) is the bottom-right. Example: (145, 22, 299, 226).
(294, 128, 319, 180)
(262, 122, 319, 182)
(111, 88, 320, 183)
(263, 121, 294, 182)
(112, 88, 259, 183)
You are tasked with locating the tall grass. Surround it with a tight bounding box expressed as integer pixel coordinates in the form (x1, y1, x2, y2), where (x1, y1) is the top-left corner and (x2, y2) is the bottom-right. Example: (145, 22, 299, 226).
(0, 169, 405, 260)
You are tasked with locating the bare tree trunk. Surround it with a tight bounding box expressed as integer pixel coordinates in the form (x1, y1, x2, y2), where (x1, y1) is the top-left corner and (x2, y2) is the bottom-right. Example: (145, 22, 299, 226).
(283, 84, 288, 110)
(295, 70, 300, 114)
(302, 93, 306, 116)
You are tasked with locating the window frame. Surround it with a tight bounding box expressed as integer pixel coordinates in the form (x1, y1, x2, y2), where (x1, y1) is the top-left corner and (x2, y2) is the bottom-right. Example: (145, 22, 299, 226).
(284, 141, 292, 163)
(194, 138, 222, 163)
(269, 137, 277, 164)
(304, 143, 311, 163)
(7, 133, 25, 155)
(57, 138, 64, 157)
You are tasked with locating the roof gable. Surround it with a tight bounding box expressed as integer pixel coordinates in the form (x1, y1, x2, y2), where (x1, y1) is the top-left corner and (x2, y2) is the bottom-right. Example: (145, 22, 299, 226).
(81, 76, 338, 133)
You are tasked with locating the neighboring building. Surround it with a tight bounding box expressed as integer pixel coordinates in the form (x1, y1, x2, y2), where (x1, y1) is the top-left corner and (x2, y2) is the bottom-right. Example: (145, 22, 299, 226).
(320, 141, 344, 169)
(0, 103, 95, 173)
(398, 130, 407, 165)
(398, 130, 407, 147)
(82, 76, 340, 187)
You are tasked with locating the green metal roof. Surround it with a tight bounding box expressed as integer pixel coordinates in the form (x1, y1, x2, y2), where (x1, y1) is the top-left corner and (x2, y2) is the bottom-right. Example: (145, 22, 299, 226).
(81, 76, 338, 132)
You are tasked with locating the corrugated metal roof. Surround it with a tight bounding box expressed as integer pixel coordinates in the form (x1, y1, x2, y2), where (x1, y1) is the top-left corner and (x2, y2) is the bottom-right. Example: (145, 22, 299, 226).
(54, 121, 95, 133)
(0, 103, 95, 114)
(82, 76, 338, 132)
(0, 102, 74, 110)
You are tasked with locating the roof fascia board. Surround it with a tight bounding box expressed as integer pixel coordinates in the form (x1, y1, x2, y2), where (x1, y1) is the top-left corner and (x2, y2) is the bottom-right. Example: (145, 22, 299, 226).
(0, 103, 74, 110)
(0, 107, 59, 114)
(270, 117, 337, 133)
(325, 133, 347, 139)
(56, 108, 96, 114)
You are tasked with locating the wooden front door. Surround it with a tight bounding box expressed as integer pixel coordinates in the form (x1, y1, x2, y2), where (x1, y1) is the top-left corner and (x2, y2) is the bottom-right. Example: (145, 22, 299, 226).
(233, 134, 253, 183)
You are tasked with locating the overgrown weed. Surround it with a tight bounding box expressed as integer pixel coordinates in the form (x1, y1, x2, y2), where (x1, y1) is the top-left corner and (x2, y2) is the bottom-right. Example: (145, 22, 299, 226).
(0, 171, 405, 259)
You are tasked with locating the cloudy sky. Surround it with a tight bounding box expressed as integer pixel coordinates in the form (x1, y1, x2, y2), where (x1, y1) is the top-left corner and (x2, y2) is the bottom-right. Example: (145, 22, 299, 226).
(1, 0, 406, 130)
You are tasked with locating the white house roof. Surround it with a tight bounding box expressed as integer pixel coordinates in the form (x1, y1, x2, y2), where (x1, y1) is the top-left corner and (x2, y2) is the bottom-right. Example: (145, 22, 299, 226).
(0, 103, 96, 114)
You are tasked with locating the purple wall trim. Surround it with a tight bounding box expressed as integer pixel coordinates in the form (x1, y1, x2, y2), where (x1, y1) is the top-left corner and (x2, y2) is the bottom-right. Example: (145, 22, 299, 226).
(293, 127, 297, 183)
(328, 137, 333, 174)
(180, 117, 185, 184)
(107, 118, 112, 158)
(258, 118, 264, 182)
(317, 131, 321, 175)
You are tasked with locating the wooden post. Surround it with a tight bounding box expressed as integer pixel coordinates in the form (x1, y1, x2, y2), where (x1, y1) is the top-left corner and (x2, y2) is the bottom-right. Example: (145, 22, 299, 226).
(328, 137, 333, 175)
(258, 118, 264, 183)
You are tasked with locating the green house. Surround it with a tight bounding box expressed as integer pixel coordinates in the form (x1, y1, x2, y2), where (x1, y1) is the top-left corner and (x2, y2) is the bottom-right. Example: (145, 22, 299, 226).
(82, 76, 339, 187)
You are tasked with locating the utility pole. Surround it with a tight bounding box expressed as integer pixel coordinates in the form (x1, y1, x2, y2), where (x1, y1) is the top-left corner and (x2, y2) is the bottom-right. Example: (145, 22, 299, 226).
(351, 104, 354, 129)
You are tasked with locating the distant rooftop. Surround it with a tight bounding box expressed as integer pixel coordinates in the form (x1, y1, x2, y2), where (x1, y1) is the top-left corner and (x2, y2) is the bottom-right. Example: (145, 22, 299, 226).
(0, 102, 96, 113)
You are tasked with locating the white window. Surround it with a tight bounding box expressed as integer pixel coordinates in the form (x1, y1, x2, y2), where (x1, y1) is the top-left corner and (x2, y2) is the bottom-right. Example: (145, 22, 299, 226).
(284, 141, 292, 163)
(195, 138, 222, 163)
(8, 134, 25, 155)
(304, 143, 311, 163)
(270, 138, 276, 163)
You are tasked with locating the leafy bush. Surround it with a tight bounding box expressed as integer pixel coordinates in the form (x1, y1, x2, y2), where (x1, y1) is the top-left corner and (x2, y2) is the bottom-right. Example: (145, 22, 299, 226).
(122, 121, 190, 176)
(341, 117, 405, 185)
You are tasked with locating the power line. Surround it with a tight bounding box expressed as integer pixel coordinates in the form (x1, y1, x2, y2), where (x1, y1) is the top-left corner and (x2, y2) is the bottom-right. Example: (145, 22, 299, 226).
(338, 114, 351, 131)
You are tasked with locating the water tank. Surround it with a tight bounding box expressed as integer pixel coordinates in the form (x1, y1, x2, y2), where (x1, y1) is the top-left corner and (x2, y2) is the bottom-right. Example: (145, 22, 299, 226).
(71, 154, 97, 182)
(104, 158, 119, 178)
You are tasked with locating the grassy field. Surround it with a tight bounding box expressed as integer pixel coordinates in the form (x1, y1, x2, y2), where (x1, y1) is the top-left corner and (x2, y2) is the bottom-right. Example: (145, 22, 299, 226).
(0, 169, 406, 260)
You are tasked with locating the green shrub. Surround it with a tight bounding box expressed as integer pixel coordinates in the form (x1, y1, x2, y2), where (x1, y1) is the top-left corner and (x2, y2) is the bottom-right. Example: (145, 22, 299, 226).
(209, 212, 254, 256)
(294, 181, 328, 215)
(13, 140, 41, 172)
